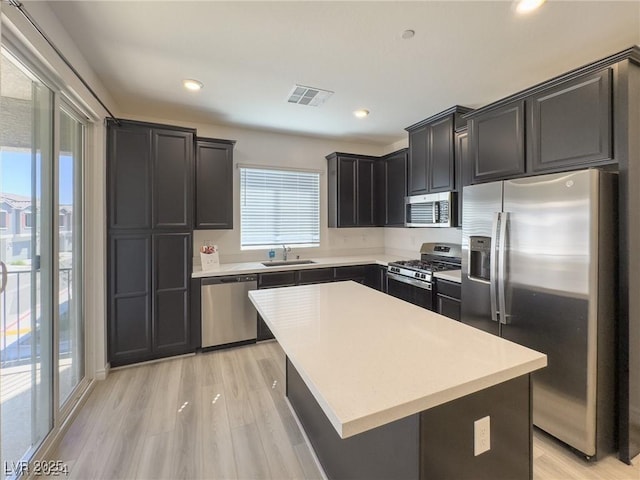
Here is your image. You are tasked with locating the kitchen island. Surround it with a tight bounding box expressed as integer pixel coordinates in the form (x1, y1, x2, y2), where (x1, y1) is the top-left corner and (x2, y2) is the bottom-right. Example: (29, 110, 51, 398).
(249, 281, 547, 480)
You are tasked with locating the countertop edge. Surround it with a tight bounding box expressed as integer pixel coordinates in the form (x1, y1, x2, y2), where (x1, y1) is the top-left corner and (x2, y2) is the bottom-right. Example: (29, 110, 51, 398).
(192, 255, 399, 278)
(339, 356, 546, 438)
(433, 270, 462, 283)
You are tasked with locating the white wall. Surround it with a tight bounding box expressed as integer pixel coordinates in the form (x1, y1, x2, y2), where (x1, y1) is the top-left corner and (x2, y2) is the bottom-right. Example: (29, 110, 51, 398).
(384, 227, 462, 258)
(381, 137, 408, 156)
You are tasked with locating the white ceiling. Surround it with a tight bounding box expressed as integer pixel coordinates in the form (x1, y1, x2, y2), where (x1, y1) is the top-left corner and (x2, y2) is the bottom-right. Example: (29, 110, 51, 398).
(45, 1, 640, 146)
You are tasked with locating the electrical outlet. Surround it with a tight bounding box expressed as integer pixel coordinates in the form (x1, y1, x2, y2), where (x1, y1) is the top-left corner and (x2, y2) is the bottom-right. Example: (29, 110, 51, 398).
(474, 416, 491, 456)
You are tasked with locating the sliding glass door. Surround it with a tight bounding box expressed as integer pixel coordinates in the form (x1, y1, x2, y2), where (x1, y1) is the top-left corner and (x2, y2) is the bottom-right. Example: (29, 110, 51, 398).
(1, 44, 86, 475)
(0, 47, 54, 472)
(57, 106, 83, 408)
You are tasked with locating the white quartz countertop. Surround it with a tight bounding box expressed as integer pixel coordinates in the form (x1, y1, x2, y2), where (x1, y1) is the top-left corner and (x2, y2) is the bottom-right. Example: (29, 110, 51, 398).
(192, 254, 404, 278)
(434, 270, 462, 283)
(249, 281, 547, 439)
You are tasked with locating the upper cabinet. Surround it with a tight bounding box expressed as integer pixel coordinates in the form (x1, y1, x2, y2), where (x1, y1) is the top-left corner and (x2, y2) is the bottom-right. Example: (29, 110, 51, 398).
(455, 129, 469, 224)
(527, 69, 612, 173)
(468, 101, 526, 183)
(380, 149, 407, 226)
(327, 149, 407, 228)
(153, 129, 194, 229)
(357, 158, 377, 227)
(108, 120, 195, 230)
(406, 106, 472, 196)
(466, 67, 615, 184)
(195, 138, 235, 229)
(108, 125, 152, 230)
(327, 152, 380, 227)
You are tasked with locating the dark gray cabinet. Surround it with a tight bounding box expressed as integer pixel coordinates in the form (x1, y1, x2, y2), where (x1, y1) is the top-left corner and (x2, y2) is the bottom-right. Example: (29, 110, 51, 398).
(357, 159, 376, 226)
(153, 233, 191, 355)
(455, 129, 469, 223)
(327, 152, 380, 227)
(407, 125, 428, 195)
(153, 129, 193, 229)
(107, 119, 196, 367)
(195, 138, 235, 229)
(467, 68, 615, 185)
(297, 268, 334, 285)
(380, 149, 407, 226)
(109, 234, 152, 365)
(108, 126, 151, 230)
(428, 116, 455, 192)
(108, 231, 193, 365)
(435, 278, 461, 321)
(527, 69, 613, 173)
(406, 106, 472, 196)
(468, 101, 526, 184)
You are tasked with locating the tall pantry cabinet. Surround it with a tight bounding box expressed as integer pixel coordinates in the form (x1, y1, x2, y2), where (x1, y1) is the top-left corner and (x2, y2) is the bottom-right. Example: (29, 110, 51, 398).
(107, 119, 196, 367)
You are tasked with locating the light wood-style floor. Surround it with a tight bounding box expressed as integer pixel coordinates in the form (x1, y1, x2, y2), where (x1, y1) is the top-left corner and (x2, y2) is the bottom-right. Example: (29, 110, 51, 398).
(48, 341, 640, 480)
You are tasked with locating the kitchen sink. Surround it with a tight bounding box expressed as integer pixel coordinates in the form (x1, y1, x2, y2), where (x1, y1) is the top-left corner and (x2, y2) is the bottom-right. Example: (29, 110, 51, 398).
(261, 260, 316, 267)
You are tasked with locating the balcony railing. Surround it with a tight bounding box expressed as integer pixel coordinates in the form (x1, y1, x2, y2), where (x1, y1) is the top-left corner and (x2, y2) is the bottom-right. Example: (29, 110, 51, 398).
(0, 267, 72, 367)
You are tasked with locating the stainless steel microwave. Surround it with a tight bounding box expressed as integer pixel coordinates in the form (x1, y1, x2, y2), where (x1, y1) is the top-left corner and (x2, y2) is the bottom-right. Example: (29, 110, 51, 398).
(405, 192, 456, 227)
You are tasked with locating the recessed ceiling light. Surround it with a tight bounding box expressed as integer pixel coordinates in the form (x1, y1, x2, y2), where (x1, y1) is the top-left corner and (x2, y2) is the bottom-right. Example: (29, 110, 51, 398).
(183, 79, 204, 91)
(354, 109, 370, 119)
(401, 29, 415, 40)
(515, 0, 546, 14)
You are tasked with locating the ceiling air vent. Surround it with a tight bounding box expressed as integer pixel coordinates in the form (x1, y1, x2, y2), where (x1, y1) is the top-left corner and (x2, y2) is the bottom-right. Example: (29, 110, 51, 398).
(287, 84, 334, 107)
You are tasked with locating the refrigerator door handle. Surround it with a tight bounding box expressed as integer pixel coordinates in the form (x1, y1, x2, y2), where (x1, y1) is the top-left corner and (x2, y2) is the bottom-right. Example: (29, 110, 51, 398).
(490, 212, 500, 322)
(497, 211, 509, 324)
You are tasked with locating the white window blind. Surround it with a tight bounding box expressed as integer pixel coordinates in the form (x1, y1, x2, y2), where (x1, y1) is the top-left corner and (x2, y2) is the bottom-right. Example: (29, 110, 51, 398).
(240, 167, 320, 248)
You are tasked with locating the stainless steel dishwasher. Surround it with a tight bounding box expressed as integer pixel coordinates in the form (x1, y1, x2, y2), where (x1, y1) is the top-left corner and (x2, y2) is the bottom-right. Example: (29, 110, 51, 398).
(201, 274, 258, 348)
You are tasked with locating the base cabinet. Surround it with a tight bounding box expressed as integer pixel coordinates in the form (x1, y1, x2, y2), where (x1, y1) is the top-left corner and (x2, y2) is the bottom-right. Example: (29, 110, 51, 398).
(287, 358, 532, 480)
(435, 279, 461, 321)
(153, 233, 192, 355)
(109, 234, 152, 365)
(109, 232, 194, 366)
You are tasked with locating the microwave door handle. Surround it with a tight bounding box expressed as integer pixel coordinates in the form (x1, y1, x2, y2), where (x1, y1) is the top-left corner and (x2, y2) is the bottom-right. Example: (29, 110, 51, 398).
(490, 212, 500, 322)
(497, 212, 509, 324)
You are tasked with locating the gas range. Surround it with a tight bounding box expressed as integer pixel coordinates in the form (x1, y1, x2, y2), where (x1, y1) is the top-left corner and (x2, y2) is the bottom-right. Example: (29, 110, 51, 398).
(387, 243, 462, 284)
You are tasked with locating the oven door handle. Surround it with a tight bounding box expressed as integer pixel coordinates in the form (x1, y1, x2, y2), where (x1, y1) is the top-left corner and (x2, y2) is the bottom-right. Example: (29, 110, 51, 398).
(387, 272, 432, 290)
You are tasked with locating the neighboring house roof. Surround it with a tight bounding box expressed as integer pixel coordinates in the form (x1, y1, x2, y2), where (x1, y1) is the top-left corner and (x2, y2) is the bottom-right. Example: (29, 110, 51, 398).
(0, 193, 33, 210)
(0, 194, 72, 215)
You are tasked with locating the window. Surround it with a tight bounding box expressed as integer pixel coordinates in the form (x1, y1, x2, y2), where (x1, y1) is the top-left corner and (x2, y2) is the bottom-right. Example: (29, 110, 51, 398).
(0, 210, 6, 229)
(240, 167, 320, 248)
(24, 211, 32, 228)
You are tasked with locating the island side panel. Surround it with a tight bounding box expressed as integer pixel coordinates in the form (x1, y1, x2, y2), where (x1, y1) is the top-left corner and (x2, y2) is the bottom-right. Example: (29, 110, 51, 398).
(420, 374, 532, 480)
(286, 358, 420, 480)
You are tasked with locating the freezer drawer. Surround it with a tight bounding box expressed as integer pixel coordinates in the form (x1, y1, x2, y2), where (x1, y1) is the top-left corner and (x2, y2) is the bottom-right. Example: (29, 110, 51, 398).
(201, 275, 257, 348)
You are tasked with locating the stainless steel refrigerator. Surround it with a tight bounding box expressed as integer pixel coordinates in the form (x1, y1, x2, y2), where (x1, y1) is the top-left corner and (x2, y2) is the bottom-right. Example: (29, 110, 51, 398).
(462, 169, 616, 459)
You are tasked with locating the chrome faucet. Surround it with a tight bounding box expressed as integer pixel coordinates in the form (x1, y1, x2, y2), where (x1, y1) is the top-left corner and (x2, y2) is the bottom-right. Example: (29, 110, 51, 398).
(282, 244, 291, 261)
